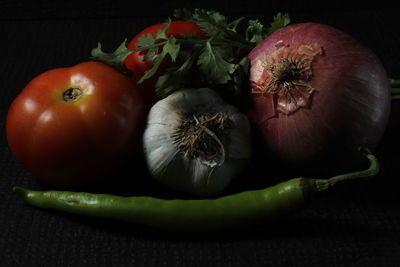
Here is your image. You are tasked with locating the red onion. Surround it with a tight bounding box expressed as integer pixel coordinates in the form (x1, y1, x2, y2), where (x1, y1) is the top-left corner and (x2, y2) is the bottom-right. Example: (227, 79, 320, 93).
(247, 23, 391, 166)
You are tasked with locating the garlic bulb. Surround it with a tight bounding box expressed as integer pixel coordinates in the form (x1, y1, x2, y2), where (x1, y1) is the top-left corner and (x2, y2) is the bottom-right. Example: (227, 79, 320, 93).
(143, 88, 252, 196)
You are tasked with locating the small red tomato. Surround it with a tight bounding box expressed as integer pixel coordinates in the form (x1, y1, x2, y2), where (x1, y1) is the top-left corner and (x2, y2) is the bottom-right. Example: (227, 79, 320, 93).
(6, 62, 146, 188)
(125, 21, 207, 105)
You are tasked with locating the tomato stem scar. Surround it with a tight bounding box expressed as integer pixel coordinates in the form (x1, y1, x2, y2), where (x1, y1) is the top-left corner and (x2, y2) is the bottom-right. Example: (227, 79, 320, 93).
(63, 88, 82, 102)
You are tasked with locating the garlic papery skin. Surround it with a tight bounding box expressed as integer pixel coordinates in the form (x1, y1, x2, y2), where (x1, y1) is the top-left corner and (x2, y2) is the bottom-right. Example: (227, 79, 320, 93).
(143, 88, 251, 196)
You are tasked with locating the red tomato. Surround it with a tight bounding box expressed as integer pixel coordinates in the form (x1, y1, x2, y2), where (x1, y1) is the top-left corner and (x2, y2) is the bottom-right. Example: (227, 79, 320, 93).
(125, 21, 207, 105)
(6, 62, 146, 188)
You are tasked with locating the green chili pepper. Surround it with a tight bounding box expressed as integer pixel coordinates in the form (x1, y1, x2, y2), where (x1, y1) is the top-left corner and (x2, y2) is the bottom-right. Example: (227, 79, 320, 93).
(13, 149, 378, 232)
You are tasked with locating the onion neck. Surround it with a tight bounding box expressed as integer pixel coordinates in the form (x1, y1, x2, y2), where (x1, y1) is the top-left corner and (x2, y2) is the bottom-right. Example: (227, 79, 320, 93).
(250, 42, 323, 115)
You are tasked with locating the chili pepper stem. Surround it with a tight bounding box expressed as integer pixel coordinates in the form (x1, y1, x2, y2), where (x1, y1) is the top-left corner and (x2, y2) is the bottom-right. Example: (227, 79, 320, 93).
(392, 88, 400, 93)
(389, 78, 400, 88)
(312, 148, 379, 192)
(391, 87, 400, 100)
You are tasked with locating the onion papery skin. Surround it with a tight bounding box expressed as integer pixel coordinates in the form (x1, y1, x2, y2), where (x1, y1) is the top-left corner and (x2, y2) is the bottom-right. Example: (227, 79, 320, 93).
(247, 23, 391, 167)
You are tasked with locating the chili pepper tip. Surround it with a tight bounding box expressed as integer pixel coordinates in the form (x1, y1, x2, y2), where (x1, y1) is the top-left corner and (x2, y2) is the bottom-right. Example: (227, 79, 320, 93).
(13, 186, 28, 200)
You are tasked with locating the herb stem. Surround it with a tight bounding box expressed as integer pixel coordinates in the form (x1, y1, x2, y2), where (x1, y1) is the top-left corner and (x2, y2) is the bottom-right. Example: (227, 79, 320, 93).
(173, 37, 254, 51)
(128, 41, 168, 54)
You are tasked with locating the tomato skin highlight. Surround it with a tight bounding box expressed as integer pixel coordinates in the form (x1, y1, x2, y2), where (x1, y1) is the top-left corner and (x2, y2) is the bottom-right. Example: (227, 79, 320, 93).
(6, 62, 146, 188)
(124, 21, 206, 105)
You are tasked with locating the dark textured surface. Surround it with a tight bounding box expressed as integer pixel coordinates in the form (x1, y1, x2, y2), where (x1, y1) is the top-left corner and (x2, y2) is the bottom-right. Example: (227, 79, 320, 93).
(1, 1, 400, 266)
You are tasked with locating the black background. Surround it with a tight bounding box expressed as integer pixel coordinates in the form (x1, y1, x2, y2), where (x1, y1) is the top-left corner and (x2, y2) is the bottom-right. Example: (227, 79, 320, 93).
(1, 1, 400, 266)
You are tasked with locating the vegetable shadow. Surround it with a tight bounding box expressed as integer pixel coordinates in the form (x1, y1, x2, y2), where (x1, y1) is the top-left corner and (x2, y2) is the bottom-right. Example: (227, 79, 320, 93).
(36, 204, 394, 243)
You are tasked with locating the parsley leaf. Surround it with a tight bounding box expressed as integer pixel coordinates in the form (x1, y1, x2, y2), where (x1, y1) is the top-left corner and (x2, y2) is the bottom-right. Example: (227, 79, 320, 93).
(173, 8, 193, 20)
(162, 36, 180, 62)
(246, 20, 267, 44)
(231, 57, 249, 95)
(197, 41, 235, 85)
(155, 49, 200, 97)
(138, 37, 181, 84)
(136, 34, 156, 47)
(267, 13, 291, 35)
(175, 8, 228, 38)
(90, 39, 132, 74)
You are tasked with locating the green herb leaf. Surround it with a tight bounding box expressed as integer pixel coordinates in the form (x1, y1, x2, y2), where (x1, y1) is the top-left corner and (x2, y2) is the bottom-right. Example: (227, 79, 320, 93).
(137, 21, 183, 83)
(137, 22, 172, 61)
(175, 8, 228, 38)
(246, 19, 267, 44)
(139, 34, 158, 61)
(138, 52, 165, 84)
(137, 34, 156, 47)
(267, 13, 290, 35)
(90, 39, 132, 73)
(173, 8, 193, 21)
(163, 36, 180, 62)
(143, 47, 158, 62)
(228, 17, 246, 32)
(194, 9, 227, 26)
(155, 22, 170, 40)
(138, 35, 181, 84)
(231, 57, 250, 95)
(197, 41, 235, 84)
(156, 50, 199, 97)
